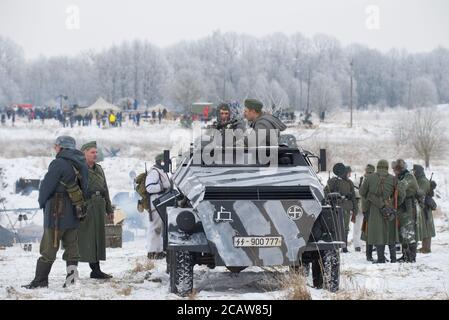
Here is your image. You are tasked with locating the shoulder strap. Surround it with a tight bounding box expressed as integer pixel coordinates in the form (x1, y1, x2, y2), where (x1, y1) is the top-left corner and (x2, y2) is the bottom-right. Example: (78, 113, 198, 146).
(328, 177, 337, 192)
(393, 176, 399, 209)
(59, 163, 81, 188)
(379, 176, 385, 196)
(145, 168, 161, 189)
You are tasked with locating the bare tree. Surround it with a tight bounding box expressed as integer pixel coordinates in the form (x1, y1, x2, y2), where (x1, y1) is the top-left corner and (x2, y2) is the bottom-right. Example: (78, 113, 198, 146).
(309, 73, 341, 116)
(1, 32, 449, 110)
(406, 76, 438, 108)
(409, 108, 445, 168)
(252, 76, 290, 113)
(0, 36, 24, 105)
(168, 68, 206, 111)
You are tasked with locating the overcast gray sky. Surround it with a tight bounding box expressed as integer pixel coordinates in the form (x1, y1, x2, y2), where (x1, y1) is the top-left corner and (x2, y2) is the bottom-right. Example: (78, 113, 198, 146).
(1, 0, 448, 59)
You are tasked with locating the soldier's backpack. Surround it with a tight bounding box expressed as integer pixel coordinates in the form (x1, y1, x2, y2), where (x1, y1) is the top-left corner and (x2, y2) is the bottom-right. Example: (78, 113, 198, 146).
(135, 171, 149, 213)
(134, 166, 172, 213)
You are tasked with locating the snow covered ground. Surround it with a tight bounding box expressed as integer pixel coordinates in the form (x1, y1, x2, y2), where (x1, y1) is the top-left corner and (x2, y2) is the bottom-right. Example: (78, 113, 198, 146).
(1, 107, 448, 300)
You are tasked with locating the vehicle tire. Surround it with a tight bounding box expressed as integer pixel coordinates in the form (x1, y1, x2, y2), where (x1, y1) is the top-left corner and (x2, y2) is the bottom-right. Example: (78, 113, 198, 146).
(169, 250, 194, 296)
(321, 250, 340, 292)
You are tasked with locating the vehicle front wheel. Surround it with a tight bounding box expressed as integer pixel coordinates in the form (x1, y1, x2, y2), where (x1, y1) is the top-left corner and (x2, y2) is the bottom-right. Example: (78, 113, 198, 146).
(169, 250, 194, 296)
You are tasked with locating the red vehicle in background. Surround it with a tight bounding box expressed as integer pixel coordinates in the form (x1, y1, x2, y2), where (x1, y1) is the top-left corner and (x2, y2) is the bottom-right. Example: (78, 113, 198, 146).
(191, 102, 214, 122)
(16, 103, 33, 110)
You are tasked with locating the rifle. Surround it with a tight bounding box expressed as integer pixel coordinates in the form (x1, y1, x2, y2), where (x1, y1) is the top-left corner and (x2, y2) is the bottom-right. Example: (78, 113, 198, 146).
(144, 162, 153, 222)
(424, 172, 437, 219)
(358, 176, 364, 189)
(429, 173, 434, 196)
(393, 178, 400, 228)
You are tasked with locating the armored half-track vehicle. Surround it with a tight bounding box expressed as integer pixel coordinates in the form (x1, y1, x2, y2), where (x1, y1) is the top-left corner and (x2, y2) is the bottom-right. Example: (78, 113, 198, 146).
(154, 138, 345, 296)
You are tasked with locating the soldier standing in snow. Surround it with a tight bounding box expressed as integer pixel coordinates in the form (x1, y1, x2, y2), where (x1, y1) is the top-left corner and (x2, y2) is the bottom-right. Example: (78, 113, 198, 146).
(359, 164, 375, 261)
(360, 160, 403, 263)
(145, 154, 171, 259)
(325, 163, 358, 253)
(23, 136, 88, 289)
(77, 141, 114, 279)
(393, 159, 419, 263)
(413, 164, 436, 253)
(350, 166, 365, 253)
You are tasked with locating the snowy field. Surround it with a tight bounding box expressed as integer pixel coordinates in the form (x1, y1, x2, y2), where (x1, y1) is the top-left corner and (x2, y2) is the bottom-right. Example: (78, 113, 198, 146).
(1, 107, 449, 300)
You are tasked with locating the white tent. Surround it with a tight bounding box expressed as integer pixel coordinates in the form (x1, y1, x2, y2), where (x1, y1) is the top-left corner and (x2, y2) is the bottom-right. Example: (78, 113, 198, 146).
(146, 104, 170, 112)
(76, 97, 121, 115)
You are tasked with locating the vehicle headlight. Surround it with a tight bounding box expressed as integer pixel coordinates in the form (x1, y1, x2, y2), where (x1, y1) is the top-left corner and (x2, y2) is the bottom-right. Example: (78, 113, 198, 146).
(176, 210, 196, 233)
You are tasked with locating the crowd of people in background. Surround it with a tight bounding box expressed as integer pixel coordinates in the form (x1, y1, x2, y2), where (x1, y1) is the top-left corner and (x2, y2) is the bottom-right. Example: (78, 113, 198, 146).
(1, 101, 325, 131)
(0, 105, 171, 128)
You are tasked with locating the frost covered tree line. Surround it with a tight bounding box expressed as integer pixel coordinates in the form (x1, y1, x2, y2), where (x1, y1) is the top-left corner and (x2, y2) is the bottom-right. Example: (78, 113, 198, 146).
(1, 31, 449, 113)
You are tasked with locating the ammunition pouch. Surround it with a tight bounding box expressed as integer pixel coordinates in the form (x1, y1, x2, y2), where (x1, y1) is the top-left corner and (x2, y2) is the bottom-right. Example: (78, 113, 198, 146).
(64, 181, 84, 206)
(380, 206, 397, 221)
(60, 180, 86, 220)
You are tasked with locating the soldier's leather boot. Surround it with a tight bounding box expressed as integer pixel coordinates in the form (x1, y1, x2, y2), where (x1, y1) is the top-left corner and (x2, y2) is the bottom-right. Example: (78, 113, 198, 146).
(22, 259, 53, 289)
(397, 244, 408, 262)
(419, 238, 431, 253)
(427, 238, 432, 253)
(366, 244, 374, 262)
(408, 243, 417, 263)
(63, 261, 79, 288)
(90, 262, 113, 279)
(373, 245, 386, 263)
(388, 244, 397, 263)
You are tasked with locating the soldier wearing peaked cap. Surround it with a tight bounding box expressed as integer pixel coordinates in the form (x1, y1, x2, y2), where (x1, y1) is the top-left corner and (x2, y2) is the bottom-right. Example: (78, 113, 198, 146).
(243, 98, 287, 146)
(77, 141, 114, 279)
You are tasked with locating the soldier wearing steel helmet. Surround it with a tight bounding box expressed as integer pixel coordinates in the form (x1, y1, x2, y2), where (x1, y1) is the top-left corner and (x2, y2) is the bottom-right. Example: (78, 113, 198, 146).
(392, 159, 419, 263)
(324, 163, 357, 253)
(360, 160, 404, 263)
